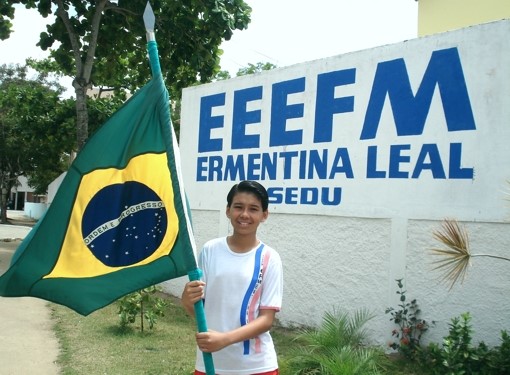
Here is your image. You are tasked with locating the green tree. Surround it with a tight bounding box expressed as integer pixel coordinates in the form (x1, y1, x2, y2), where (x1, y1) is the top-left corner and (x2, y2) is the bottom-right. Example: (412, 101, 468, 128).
(117, 285, 168, 332)
(0, 63, 122, 223)
(0, 64, 72, 223)
(235, 61, 277, 76)
(214, 61, 277, 80)
(0, 1, 252, 149)
(22, 93, 124, 193)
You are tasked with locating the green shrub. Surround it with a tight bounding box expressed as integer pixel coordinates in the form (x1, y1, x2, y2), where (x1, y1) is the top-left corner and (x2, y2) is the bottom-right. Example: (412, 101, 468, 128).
(287, 308, 390, 375)
(426, 312, 493, 375)
(487, 330, 510, 373)
(117, 285, 168, 332)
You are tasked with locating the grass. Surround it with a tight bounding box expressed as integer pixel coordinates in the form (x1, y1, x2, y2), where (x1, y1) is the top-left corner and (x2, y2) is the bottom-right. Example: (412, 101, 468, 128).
(51, 295, 197, 374)
(50, 294, 428, 375)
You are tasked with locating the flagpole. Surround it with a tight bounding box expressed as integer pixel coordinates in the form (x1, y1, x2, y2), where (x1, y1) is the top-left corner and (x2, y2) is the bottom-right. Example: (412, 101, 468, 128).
(143, 3, 215, 375)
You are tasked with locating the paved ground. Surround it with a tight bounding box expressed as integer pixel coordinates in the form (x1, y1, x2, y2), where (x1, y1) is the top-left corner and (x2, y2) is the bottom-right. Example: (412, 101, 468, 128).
(0, 211, 60, 375)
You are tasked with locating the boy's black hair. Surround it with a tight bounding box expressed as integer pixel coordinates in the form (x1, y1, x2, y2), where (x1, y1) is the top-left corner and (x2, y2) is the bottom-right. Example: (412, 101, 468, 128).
(226, 180, 269, 211)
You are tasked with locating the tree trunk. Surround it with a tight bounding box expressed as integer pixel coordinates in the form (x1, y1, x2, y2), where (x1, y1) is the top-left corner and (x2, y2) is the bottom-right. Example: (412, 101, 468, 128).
(0, 178, 15, 224)
(56, 0, 107, 151)
(74, 82, 89, 151)
(0, 186, 7, 224)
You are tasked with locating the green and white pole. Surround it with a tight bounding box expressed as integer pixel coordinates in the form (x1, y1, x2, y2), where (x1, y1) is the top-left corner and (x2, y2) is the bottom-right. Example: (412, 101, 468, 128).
(143, 3, 215, 374)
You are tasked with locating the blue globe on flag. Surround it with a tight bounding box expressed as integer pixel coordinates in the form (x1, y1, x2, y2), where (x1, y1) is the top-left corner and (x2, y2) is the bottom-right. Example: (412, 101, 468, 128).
(81, 181, 167, 267)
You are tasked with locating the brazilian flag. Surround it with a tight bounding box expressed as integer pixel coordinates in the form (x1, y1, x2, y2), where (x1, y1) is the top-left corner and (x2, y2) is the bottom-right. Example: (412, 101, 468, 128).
(0, 41, 198, 316)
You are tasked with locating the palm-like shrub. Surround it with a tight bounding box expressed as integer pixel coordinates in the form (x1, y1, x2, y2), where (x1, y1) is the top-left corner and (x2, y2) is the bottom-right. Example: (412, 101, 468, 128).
(287, 308, 389, 375)
(431, 219, 510, 289)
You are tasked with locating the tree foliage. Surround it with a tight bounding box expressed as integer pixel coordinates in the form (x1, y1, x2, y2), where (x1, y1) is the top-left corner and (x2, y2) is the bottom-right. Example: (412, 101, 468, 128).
(214, 61, 277, 80)
(0, 0, 252, 149)
(0, 64, 67, 222)
(0, 63, 123, 222)
(235, 61, 277, 76)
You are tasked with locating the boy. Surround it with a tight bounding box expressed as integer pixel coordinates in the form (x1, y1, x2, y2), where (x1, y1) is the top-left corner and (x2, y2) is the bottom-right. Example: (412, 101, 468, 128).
(181, 180, 283, 375)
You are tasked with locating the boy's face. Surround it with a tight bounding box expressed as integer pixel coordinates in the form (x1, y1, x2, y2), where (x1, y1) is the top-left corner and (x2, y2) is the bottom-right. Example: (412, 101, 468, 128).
(226, 192, 268, 236)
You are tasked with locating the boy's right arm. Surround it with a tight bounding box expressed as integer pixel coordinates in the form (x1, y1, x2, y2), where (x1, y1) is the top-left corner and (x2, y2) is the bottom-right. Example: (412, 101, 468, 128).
(181, 280, 205, 316)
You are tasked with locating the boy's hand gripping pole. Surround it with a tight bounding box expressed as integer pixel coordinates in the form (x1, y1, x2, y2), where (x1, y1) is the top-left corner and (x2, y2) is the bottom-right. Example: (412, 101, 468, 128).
(188, 269, 215, 375)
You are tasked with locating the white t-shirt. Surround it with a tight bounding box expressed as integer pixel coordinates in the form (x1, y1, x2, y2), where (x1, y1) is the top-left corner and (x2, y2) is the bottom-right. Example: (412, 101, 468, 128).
(195, 237, 283, 374)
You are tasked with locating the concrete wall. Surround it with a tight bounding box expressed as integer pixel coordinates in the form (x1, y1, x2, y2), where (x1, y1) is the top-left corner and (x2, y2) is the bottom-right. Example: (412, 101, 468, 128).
(418, 0, 510, 36)
(165, 212, 510, 347)
(24, 202, 46, 220)
(47, 172, 66, 206)
(165, 20, 510, 348)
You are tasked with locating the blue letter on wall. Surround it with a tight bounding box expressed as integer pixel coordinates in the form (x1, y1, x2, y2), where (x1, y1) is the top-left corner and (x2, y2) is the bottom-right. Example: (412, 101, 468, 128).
(314, 68, 356, 143)
(361, 48, 476, 140)
(232, 86, 262, 149)
(198, 93, 226, 152)
(270, 78, 305, 147)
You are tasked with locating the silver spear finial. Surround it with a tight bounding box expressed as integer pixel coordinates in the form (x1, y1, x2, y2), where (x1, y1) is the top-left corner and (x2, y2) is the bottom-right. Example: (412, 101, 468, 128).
(143, 2, 156, 41)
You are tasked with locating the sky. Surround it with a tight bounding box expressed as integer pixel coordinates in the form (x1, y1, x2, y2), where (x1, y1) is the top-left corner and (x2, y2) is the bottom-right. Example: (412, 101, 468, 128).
(220, 0, 418, 74)
(0, 1, 418, 82)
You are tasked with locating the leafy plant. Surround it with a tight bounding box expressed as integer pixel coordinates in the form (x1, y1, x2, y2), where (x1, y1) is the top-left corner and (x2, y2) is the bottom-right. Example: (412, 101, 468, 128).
(117, 285, 168, 332)
(385, 279, 433, 360)
(426, 312, 492, 375)
(288, 308, 389, 375)
(487, 330, 510, 373)
(421, 314, 510, 375)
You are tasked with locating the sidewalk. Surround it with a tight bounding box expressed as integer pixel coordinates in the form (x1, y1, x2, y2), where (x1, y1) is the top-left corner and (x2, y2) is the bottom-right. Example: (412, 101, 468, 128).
(0, 211, 60, 375)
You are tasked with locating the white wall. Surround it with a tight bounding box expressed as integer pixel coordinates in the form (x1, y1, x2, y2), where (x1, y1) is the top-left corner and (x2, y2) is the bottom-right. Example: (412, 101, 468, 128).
(24, 202, 46, 220)
(165, 212, 510, 347)
(166, 20, 510, 347)
(47, 172, 67, 206)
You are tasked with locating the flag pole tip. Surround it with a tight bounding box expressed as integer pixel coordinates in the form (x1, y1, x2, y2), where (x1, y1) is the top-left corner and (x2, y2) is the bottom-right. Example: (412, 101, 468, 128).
(143, 2, 156, 41)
